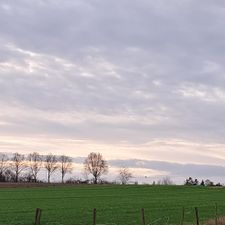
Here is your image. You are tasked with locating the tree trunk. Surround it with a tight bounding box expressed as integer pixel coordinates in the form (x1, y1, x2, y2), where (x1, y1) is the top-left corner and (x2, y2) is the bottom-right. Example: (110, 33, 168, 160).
(47, 172, 50, 183)
(34, 172, 37, 183)
(15, 172, 18, 183)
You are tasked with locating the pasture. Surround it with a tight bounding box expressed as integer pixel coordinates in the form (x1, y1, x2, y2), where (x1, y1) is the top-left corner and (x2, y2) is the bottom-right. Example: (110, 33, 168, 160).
(0, 185, 224, 225)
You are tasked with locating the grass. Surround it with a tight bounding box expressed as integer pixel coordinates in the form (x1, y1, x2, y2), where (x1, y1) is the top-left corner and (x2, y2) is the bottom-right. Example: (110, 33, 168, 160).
(0, 185, 225, 225)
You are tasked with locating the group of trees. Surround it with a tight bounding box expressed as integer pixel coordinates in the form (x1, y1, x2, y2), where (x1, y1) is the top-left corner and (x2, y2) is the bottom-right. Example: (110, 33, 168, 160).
(84, 152, 133, 184)
(0, 152, 134, 184)
(154, 176, 174, 185)
(184, 177, 222, 186)
(2, 152, 223, 186)
(0, 152, 73, 183)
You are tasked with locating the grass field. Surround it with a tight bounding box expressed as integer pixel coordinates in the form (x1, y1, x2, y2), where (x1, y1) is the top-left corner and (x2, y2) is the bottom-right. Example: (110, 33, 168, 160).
(0, 185, 225, 225)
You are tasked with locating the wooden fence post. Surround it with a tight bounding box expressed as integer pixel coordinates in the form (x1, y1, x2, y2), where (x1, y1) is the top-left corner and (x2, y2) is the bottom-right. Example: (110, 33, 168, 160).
(180, 207, 184, 225)
(215, 203, 218, 225)
(141, 208, 146, 225)
(34, 208, 42, 225)
(195, 207, 200, 225)
(93, 208, 96, 225)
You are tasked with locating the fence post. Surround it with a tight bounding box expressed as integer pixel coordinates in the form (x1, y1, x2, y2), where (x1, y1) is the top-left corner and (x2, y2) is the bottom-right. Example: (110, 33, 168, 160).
(93, 208, 96, 225)
(215, 203, 218, 225)
(34, 208, 42, 225)
(180, 207, 184, 225)
(195, 207, 199, 225)
(141, 208, 146, 225)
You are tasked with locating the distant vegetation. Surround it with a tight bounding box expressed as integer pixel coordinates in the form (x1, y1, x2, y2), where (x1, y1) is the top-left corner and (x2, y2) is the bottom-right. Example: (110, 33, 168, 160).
(0, 152, 222, 186)
(0, 152, 134, 184)
(184, 177, 222, 187)
(0, 152, 73, 183)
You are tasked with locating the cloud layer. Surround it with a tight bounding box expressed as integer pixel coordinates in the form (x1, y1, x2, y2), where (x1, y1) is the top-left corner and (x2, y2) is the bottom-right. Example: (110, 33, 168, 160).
(1, 0, 225, 182)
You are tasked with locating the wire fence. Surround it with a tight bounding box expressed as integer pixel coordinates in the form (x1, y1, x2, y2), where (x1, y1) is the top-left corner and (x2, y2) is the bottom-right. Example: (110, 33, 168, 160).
(0, 204, 221, 225)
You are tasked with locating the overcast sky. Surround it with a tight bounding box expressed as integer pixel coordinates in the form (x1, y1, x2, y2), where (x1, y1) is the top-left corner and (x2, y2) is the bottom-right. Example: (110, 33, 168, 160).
(1, 0, 225, 183)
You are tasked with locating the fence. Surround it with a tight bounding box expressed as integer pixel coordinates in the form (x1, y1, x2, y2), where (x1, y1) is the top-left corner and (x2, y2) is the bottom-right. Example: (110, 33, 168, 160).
(32, 204, 219, 225)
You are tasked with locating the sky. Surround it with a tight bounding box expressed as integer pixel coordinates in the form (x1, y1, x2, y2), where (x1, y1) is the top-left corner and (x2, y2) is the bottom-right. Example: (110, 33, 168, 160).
(1, 0, 225, 183)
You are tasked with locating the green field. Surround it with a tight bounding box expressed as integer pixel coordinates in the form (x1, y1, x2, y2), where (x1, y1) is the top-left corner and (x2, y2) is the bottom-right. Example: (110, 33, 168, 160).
(0, 185, 225, 225)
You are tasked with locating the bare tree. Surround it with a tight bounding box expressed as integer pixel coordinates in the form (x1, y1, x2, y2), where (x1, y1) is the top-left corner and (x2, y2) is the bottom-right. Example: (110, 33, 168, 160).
(84, 152, 108, 184)
(118, 167, 133, 184)
(4, 169, 16, 182)
(44, 154, 59, 183)
(0, 153, 9, 181)
(59, 155, 73, 183)
(27, 152, 42, 182)
(10, 153, 26, 182)
(157, 176, 173, 185)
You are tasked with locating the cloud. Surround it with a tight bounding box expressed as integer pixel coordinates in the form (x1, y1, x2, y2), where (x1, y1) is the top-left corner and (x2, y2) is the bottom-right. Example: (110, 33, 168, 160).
(109, 158, 225, 183)
(109, 158, 225, 177)
(0, 0, 225, 182)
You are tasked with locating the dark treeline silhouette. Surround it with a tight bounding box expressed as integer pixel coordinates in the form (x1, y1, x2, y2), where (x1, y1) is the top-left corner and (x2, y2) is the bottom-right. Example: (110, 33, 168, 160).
(184, 177, 222, 186)
(2, 152, 221, 186)
(0, 152, 73, 183)
(0, 152, 111, 184)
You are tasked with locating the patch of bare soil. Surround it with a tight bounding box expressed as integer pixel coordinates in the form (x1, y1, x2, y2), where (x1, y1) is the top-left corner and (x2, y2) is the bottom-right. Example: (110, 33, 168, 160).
(204, 217, 225, 225)
(0, 182, 78, 188)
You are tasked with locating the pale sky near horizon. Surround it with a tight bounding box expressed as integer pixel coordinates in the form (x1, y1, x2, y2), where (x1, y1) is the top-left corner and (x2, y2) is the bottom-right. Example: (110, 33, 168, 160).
(1, 0, 225, 183)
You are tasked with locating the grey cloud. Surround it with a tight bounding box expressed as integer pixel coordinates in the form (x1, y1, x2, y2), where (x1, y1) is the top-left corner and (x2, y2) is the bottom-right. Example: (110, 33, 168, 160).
(0, 0, 225, 161)
(109, 158, 225, 178)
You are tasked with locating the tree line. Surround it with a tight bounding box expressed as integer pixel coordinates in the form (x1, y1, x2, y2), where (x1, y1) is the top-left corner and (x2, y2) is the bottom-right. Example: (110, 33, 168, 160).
(0, 152, 133, 184)
(0, 152, 73, 183)
(184, 177, 222, 186)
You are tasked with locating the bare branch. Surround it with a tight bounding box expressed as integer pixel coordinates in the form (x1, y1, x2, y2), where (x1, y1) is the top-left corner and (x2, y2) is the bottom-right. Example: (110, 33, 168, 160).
(84, 152, 108, 184)
(118, 167, 133, 184)
(10, 153, 27, 182)
(27, 152, 42, 182)
(59, 155, 73, 183)
(44, 154, 59, 183)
